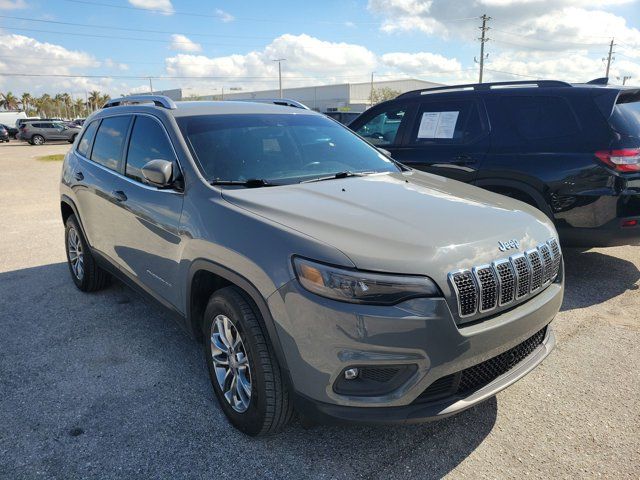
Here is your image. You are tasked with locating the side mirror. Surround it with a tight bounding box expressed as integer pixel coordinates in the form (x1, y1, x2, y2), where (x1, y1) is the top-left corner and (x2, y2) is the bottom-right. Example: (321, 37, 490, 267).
(141, 159, 173, 187)
(377, 147, 392, 157)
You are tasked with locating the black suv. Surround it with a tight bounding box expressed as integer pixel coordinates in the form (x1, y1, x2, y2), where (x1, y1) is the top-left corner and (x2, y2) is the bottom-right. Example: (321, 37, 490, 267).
(349, 79, 640, 247)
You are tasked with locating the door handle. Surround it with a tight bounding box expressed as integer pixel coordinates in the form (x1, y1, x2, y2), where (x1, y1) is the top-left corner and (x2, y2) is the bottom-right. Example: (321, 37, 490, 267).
(74, 171, 84, 181)
(111, 190, 127, 202)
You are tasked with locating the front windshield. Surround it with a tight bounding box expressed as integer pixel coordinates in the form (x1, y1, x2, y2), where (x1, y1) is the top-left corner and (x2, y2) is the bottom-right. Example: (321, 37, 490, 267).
(177, 113, 400, 184)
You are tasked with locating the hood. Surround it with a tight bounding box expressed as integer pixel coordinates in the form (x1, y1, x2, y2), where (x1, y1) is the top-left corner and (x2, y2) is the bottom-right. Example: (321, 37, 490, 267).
(221, 171, 557, 278)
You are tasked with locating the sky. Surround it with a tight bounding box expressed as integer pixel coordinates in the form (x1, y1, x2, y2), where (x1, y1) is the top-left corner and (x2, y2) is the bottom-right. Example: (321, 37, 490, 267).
(0, 0, 639, 100)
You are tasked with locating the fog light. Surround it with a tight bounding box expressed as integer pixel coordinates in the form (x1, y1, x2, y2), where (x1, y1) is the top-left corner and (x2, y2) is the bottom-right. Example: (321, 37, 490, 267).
(344, 368, 359, 380)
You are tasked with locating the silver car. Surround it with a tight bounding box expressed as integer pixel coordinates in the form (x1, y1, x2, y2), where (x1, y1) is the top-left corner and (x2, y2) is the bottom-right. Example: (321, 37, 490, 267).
(20, 120, 81, 145)
(60, 95, 563, 436)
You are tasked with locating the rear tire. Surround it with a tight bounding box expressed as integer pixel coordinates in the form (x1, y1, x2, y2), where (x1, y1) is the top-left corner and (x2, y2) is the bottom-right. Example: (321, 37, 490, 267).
(31, 134, 45, 145)
(203, 286, 294, 436)
(64, 215, 110, 292)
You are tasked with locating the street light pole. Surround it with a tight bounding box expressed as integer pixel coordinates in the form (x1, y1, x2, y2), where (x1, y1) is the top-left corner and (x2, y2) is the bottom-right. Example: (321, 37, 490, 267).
(272, 59, 286, 98)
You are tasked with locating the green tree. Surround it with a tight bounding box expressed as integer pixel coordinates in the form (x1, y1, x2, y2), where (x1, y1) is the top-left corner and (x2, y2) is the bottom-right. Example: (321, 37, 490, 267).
(0, 91, 20, 110)
(20, 92, 33, 113)
(369, 87, 401, 106)
(88, 90, 101, 112)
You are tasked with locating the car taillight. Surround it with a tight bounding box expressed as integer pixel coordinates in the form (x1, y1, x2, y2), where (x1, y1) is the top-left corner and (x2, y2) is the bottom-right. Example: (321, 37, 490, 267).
(595, 148, 640, 172)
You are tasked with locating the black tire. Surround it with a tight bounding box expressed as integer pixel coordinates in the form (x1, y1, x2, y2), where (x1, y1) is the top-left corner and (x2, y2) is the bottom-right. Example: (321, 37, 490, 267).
(68, 134, 77, 144)
(64, 214, 110, 292)
(203, 286, 294, 436)
(31, 134, 45, 145)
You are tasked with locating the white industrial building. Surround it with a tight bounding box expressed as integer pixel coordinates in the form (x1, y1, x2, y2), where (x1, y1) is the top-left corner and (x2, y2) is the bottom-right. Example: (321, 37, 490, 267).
(198, 78, 441, 121)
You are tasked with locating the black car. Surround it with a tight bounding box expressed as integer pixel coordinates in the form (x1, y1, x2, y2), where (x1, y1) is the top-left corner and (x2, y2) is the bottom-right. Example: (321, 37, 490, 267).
(0, 123, 18, 139)
(0, 125, 8, 142)
(349, 78, 640, 247)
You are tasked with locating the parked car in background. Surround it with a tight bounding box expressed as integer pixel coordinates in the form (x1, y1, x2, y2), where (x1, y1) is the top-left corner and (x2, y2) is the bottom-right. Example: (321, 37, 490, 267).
(0, 125, 9, 142)
(349, 78, 640, 247)
(19, 120, 81, 145)
(0, 123, 19, 139)
(60, 94, 563, 436)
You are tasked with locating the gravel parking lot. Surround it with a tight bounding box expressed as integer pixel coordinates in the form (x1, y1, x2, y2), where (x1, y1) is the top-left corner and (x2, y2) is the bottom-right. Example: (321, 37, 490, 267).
(1, 142, 638, 479)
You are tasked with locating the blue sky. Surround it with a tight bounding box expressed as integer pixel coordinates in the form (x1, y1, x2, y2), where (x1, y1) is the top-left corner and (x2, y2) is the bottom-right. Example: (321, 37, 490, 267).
(1, 0, 639, 97)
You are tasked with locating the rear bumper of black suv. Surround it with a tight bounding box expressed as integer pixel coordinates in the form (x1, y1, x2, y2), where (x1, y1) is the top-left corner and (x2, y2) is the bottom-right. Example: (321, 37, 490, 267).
(559, 216, 640, 247)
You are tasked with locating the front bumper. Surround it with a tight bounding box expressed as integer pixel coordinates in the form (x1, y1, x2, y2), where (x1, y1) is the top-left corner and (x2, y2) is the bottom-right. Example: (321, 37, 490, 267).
(267, 275, 563, 420)
(295, 327, 555, 424)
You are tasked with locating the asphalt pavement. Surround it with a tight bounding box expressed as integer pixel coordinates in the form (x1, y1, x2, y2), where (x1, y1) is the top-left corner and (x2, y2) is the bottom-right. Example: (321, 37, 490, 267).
(0, 142, 638, 479)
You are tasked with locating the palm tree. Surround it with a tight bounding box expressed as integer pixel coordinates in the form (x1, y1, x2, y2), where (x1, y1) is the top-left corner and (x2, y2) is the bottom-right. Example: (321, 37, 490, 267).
(0, 91, 19, 110)
(20, 92, 33, 114)
(88, 90, 101, 112)
(73, 98, 85, 118)
(37, 94, 52, 117)
(53, 93, 65, 118)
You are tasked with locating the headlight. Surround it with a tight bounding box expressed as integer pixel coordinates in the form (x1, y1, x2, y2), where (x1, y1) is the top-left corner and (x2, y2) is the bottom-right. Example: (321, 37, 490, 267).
(293, 257, 441, 305)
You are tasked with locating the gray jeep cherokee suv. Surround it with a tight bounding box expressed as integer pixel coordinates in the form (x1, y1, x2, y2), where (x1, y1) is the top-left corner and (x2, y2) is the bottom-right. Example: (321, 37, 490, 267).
(60, 95, 564, 436)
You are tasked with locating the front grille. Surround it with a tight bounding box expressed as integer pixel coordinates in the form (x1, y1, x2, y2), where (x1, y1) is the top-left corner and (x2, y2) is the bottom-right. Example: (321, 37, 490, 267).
(451, 271, 477, 317)
(413, 327, 547, 404)
(448, 238, 560, 321)
(360, 367, 401, 383)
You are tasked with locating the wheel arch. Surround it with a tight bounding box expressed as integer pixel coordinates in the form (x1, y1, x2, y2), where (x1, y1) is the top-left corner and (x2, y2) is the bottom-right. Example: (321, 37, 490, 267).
(475, 178, 554, 219)
(187, 259, 292, 382)
(60, 195, 91, 244)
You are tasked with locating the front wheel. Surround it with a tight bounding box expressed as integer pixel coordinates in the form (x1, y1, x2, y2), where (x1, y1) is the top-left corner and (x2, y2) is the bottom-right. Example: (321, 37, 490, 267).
(203, 287, 294, 436)
(31, 134, 45, 145)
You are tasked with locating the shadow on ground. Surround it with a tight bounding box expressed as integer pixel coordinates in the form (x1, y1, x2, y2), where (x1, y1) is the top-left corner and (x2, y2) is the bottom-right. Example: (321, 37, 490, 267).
(561, 248, 640, 312)
(0, 262, 497, 479)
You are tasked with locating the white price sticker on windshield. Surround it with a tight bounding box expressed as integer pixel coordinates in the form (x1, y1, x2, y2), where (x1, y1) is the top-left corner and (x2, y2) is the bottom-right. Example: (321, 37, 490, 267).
(417, 111, 460, 139)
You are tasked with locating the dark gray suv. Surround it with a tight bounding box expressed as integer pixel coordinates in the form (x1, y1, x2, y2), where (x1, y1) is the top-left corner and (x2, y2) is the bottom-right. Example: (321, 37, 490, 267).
(60, 95, 564, 436)
(20, 120, 81, 145)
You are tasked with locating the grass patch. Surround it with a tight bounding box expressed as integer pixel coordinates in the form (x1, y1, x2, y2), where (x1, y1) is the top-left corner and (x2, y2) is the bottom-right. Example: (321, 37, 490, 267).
(37, 154, 65, 162)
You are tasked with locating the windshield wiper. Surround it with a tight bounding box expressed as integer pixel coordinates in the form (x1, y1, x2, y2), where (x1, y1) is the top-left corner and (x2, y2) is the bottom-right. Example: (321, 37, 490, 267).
(210, 178, 277, 188)
(300, 171, 376, 184)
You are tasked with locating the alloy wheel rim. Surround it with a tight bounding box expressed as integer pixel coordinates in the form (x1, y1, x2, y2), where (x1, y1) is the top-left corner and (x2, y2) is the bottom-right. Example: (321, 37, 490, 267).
(210, 314, 252, 413)
(67, 227, 84, 280)
(34, 136, 43, 144)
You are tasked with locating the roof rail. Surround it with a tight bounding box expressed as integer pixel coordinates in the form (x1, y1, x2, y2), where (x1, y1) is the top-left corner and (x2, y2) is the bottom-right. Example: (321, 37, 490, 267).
(586, 77, 609, 85)
(233, 98, 310, 110)
(103, 95, 177, 110)
(397, 80, 572, 99)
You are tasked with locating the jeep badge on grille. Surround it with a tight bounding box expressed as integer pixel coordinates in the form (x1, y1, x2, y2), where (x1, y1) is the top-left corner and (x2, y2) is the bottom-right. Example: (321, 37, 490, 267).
(498, 239, 520, 252)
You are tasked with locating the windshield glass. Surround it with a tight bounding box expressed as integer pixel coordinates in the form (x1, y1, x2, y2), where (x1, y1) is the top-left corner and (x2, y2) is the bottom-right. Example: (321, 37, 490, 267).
(610, 92, 640, 137)
(177, 113, 400, 184)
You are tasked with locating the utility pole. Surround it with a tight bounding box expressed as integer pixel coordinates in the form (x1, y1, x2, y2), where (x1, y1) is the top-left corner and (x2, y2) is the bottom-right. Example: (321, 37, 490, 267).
(272, 59, 286, 98)
(475, 14, 491, 83)
(149, 77, 154, 94)
(618, 75, 631, 85)
(221, 87, 224, 100)
(604, 38, 615, 78)
(369, 72, 374, 108)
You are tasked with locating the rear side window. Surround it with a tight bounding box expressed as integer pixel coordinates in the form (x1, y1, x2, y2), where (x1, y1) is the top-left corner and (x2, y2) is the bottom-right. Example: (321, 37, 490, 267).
(77, 120, 99, 158)
(126, 116, 176, 184)
(410, 99, 484, 145)
(91, 116, 131, 171)
(355, 107, 406, 146)
(501, 96, 579, 140)
(610, 93, 640, 137)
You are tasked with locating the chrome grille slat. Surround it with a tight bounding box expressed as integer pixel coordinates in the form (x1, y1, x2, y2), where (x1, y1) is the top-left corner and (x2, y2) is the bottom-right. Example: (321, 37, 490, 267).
(526, 249, 544, 292)
(538, 244, 554, 285)
(449, 238, 561, 321)
(449, 270, 478, 318)
(473, 265, 498, 312)
(493, 259, 515, 306)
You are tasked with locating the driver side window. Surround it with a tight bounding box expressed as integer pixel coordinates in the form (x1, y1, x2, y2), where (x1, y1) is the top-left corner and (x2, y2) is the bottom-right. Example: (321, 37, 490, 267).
(355, 107, 406, 146)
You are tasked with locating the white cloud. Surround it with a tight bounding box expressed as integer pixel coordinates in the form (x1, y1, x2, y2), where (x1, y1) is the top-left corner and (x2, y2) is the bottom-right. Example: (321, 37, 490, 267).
(165, 34, 379, 94)
(170, 34, 202, 52)
(0, 0, 27, 9)
(215, 8, 235, 23)
(381, 52, 462, 74)
(103, 58, 129, 71)
(128, 0, 174, 15)
(0, 33, 133, 97)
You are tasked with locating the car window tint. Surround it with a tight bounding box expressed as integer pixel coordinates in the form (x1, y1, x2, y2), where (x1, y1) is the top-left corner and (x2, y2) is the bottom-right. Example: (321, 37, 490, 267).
(91, 116, 131, 171)
(503, 96, 579, 140)
(77, 120, 99, 158)
(410, 99, 482, 145)
(126, 116, 176, 184)
(355, 107, 406, 146)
